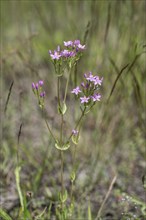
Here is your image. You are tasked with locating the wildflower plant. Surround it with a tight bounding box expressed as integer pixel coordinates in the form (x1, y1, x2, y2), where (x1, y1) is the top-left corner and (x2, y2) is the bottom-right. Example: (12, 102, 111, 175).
(32, 39, 103, 219)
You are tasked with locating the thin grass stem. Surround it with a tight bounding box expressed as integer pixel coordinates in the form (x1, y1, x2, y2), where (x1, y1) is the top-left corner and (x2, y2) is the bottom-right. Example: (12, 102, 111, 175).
(96, 175, 117, 219)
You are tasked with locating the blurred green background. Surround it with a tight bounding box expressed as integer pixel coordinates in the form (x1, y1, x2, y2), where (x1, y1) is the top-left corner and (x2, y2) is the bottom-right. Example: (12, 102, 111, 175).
(1, 0, 146, 219)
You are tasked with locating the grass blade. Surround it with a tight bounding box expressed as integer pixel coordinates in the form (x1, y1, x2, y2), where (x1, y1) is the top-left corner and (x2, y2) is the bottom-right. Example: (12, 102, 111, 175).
(0, 208, 13, 220)
(0, 208, 12, 220)
(4, 81, 14, 114)
(107, 63, 129, 103)
(15, 166, 24, 212)
(96, 175, 117, 219)
(88, 200, 92, 220)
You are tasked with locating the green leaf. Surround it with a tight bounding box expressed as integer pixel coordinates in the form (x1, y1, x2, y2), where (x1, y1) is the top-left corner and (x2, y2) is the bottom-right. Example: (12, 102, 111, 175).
(88, 201, 92, 220)
(15, 166, 24, 211)
(62, 102, 67, 114)
(72, 134, 79, 145)
(59, 190, 68, 203)
(70, 170, 76, 182)
(35, 207, 47, 219)
(69, 61, 72, 69)
(55, 141, 70, 151)
(58, 102, 67, 115)
(0, 208, 13, 220)
(142, 175, 146, 189)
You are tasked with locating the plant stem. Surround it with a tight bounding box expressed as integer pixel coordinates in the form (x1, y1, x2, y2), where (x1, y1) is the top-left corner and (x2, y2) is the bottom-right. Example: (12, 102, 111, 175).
(96, 175, 117, 219)
(44, 119, 56, 141)
(68, 106, 86, 140)
(60, 150, 64, 210)
(60, 151, 64, 194)
(60, 114, 64, 144)
(70, 145, 77, 205)
(57, 76, 61, 106)
(63, 68, 71, 104)
(57, 73, 65, 211)
(42, 109, 56, 141)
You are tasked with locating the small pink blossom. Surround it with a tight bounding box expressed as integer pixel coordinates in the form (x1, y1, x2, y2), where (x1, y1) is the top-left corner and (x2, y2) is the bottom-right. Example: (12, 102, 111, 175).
(64, 41, 73, 47)
(72, 129, 79, 135)
(80, 96, 90, 103)
(71, 86, 81, 95)
(85, 72, 95, 82)
(93, 76, 103, 86)
(32, 82, 35, 89)
(50, 51, 61, 60)
(91, 93, 101, 102)
(35, 83, 39, 90)
(77, 44, 86, 50)
(40, 91, 46, 97)
(39, 80, 44, 86)
(74, 40, 80, 46)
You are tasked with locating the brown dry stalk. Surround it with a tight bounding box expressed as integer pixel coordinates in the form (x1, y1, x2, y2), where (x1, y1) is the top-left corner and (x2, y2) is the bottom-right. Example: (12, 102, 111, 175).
(96, 175, 117, 219)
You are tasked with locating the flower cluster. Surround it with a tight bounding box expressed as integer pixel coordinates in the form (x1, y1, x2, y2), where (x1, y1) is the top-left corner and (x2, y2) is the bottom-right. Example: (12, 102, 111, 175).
(32, 80, 45, 108)
(71, 72, 103, 105)
(49, 40, 85, 61)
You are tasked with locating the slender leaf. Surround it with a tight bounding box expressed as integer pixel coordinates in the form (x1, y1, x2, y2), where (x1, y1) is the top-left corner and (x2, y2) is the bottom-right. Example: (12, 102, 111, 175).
(15, 166, 24, 211)
(0, 208, 13, 220)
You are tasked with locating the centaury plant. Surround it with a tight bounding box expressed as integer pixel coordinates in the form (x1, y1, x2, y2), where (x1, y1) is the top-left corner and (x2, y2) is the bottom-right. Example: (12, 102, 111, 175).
(32, 40, 103, 219)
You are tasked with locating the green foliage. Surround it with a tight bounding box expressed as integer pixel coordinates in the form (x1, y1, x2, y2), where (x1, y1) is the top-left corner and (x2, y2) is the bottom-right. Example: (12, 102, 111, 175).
(55, 141, 70, 151)
(15, 166, 24, 211)
(0, 208, 13, 220)
(15, 166, 32, 219)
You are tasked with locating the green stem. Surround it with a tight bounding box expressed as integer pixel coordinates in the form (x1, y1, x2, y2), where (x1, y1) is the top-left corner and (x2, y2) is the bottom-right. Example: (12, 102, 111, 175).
(60, 150, 64, 210)
(60, 114, 64, 144)
(70, 145, 77, 205)
(63, 68, 71, 104)
(17, 144, 19, 165)
(44, 119, 56, 142)
(42, 109, 56, 141)
(57, 73, 65, 211)
(68, 106, 86, 140)
(61, 151, 64, 194)
(57, 76, 61, 106)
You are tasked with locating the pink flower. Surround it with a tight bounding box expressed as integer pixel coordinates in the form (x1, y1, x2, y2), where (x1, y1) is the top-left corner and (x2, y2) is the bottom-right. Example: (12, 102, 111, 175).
(39, 80, 44, 86)
(35, 83, 39, 90)
(74, 40, 80, 46)
(72, 129, 79, 135)
(85, 72, 95, 82)
(91, 93, 101, 102)
(80, 96, 90, 103)
(64, 41, 73, 47)
(50, 51, 61, 60)
(32, 82, 35, 89)
(77, 44, 86, 50)
(93, 76, 103, 86)
(40, 91, 46, 97)
(71, 86, 81, 95)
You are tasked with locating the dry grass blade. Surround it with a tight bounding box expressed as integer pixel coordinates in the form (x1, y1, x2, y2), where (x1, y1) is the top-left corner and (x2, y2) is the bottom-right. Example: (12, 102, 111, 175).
(127, 52, 145, 74)
(4, 81, 14, 115)
(17, 123, 23, 164)
(108, 51, 145, 103)
(109, 57, 119, 73)
(83, 21, 91, 45)
(96, 175, 117, 219)
(107, 63, 129, 103)
(109, 57, 124, 86)
(17, 123, 23, 145)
